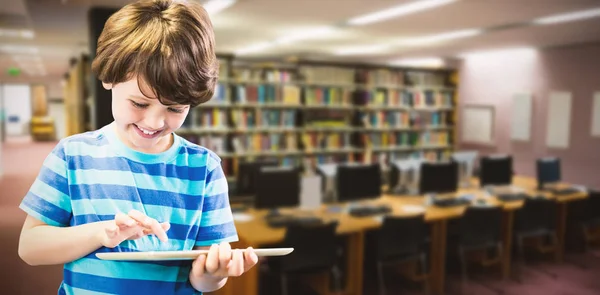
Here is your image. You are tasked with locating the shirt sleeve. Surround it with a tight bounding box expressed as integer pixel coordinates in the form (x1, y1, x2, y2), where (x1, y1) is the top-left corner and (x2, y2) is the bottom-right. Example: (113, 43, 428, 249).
(195, 154, 238, 247)
(19, 140, 72, 227)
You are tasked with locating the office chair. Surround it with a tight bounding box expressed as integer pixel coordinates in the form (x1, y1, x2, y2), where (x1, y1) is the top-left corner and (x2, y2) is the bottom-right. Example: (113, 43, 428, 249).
(375, 215, 430, 295)
(457, 206, 503, 292)
(582, 190, 600, 252)
(266, 222, 342, 295)
(514, 197, 559, 280)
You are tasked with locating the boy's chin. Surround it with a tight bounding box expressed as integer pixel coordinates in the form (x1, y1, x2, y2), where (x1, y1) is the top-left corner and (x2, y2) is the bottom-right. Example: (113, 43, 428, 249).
(129, 134, 170, 153)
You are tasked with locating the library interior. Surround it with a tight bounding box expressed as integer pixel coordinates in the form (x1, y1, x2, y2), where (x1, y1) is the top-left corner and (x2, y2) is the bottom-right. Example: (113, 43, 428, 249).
(2, 0, 600, 294)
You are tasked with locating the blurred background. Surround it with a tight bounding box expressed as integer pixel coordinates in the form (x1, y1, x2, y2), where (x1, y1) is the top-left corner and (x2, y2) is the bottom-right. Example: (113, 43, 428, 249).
(2, 0, 600, 294)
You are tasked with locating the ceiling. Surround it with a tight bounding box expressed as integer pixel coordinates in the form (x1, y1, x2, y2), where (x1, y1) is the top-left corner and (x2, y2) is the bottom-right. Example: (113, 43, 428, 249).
(2, 0, 600, 84)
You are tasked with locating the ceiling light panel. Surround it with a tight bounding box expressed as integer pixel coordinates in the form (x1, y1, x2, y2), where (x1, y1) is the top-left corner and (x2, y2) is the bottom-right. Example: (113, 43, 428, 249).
(347, 0, 457, 26)
(203, 0, 236, 15)
(397, 28, 482, 46)
(532, 7, 600, 25)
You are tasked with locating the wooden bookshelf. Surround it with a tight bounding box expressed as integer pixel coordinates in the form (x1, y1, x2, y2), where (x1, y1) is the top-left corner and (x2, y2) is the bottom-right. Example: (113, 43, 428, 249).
(177, 57, 458, 181)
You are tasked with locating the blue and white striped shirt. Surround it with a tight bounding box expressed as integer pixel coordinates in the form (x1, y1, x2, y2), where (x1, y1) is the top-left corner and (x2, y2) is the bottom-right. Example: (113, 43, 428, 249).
(19, 122, 238, 294)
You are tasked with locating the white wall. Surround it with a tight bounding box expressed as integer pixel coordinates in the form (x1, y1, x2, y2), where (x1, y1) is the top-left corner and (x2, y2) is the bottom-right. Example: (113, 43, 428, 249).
(2, 84, 32, 136)
(48, 101, 66, 139)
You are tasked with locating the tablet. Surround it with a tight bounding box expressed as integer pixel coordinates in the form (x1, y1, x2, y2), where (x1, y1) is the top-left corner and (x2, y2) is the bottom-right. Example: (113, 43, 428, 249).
(96, 248, 294, 261)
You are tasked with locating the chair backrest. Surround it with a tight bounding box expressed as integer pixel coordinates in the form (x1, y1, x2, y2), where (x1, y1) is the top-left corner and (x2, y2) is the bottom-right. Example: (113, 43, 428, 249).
(460, 206, 503, 246)
(279, 222, 339, 273)
(377, 215, 428, 260)
(586, 190, 600, 220)
(515, 197, 557, 233)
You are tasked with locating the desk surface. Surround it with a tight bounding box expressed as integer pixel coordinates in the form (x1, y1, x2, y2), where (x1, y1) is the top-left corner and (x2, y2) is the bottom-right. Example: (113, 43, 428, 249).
(233, 176, 587, 246)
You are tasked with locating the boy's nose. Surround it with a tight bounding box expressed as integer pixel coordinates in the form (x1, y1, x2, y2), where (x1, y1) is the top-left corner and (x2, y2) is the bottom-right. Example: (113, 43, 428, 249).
(142, 116, 165, 131)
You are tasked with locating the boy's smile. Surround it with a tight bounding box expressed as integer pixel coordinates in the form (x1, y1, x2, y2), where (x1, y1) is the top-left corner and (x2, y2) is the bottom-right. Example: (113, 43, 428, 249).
(103, 76, 190, 154)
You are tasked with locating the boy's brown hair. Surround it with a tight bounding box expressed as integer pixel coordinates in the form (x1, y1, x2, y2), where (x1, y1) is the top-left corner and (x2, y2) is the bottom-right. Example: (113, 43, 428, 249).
(91, 0, 218, 107)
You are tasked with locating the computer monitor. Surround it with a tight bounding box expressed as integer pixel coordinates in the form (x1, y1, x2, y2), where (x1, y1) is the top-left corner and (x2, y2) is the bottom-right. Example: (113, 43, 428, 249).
(254, 166, 300, 214)
(336, 163, 381, 203)
(236, 159, 279, 195)
(418, 161, 459, 195)
(479, 155, 513, 187)
(451, 151, 478, 188)
(536, 157, 561, 190)
(389, 158, 423, 195)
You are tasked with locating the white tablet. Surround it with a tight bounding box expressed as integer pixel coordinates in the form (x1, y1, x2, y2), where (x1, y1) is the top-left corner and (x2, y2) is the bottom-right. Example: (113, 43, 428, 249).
(96, 248, 294, 261)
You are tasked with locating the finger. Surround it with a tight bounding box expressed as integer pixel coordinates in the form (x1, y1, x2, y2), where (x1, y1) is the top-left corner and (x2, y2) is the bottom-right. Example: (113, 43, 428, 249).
(219, 242, 232, 271)
(114, 212, 136, 227)
(205, 244, 220, 274)
(128, 210, 168, 242)
(148, 218, 168, 242)
(161, 222, 171, 231)
(229, 249, 244, 277)
(192, 254, 206, 278)
(243, 247, 259, 271)
(127, 209, 151, 226)
(122, 225, 144, 239)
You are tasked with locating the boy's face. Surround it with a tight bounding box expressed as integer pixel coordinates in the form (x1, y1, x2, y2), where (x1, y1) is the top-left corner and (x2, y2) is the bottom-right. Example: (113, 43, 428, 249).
(104, 77, 190, 153)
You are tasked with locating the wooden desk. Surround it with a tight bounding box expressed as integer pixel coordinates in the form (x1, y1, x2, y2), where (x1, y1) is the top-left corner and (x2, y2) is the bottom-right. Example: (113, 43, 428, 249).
(210, 176, 587, 295)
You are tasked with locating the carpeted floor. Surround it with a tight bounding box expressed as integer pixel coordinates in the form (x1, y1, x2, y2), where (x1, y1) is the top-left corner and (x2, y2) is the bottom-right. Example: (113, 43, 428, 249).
(2, 138, 600, 295)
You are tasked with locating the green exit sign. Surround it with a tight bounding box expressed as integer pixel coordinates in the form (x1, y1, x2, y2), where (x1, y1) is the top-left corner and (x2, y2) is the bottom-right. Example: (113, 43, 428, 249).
(7, 67, 21, 76)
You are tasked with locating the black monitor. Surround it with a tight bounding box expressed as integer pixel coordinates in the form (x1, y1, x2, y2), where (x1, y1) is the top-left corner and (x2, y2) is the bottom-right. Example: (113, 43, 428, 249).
(336, 163, 381, 202)
(418, 161, 459, 194)
(479, 155, 513, 187)
(236, 159, 279, 195)
(254, 166, 300, 212)
(537, 157, 561, 189)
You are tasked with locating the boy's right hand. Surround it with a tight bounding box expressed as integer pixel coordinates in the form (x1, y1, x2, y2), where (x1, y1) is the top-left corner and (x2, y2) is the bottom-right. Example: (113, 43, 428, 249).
(99, 210, 170, 248)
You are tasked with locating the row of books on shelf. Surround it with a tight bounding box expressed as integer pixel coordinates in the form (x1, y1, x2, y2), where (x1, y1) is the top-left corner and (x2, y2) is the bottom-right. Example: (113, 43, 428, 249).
(179, 133, 450, 159)
(233, 68, 295, 83)
(299, 66, 355, 85)
(207, 86, 452, 111)
(356, 69, 404, 86)
(233, 84, 300, 105)
(411, 112, 448, 127)
(305, 87, 352, 106)
(364, 89, 452, 108)
(232, 134, 298, 154)
(364, 131, 450, 147)
(302, 132, 351, 150)
(363, 111, 411, 128)
(187, 109, 227, 129)
(231, 109, 297, 129)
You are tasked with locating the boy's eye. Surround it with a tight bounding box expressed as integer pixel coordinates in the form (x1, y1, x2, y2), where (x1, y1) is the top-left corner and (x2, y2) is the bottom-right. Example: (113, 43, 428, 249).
(168, 107, 185, 114)
(131, 100, 149, 109)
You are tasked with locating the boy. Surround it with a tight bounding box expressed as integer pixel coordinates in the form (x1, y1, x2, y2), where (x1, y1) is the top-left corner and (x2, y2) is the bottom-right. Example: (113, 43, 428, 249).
(17, 0, 257, 294)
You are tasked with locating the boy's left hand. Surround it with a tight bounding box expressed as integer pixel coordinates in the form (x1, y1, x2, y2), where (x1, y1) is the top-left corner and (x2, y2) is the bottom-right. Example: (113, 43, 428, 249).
(191, 242, 258, 279)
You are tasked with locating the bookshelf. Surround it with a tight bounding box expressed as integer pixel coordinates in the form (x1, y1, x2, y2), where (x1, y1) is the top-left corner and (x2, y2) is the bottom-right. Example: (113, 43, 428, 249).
(177, 56, 458, 184)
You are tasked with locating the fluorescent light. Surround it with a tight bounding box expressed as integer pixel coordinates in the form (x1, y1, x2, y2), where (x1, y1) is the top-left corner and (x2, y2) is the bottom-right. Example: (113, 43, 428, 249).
(274, 27, 336, 45)
(347, 0, 457, 26)
(203, 0, 236, 15)
(458, 47, 537, 59)
(0, 45, 39, 54)
(235, 42, 273, 55)
(0, 28, 35, 39)
(397, 28, 482, 45)
(389, 57, 445, 68)
(532, 7, 600, 25)
(333, 45, 390, 55)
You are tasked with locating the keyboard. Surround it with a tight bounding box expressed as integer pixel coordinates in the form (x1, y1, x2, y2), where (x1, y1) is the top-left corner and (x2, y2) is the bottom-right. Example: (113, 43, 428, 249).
(265, 215, 323, 228)
(552, 188, 580, 195)
(348, 205, 392, 217)
(432, 197, 471, 208)
(497, 193, 528, 202)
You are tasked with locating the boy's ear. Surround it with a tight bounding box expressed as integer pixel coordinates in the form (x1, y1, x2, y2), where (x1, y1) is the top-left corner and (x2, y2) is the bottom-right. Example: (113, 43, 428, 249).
(102, 82, 113, 90)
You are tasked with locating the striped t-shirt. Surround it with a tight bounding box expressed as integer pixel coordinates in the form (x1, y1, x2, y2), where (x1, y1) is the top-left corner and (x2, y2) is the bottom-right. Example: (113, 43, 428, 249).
(19, 122, 238, 294)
